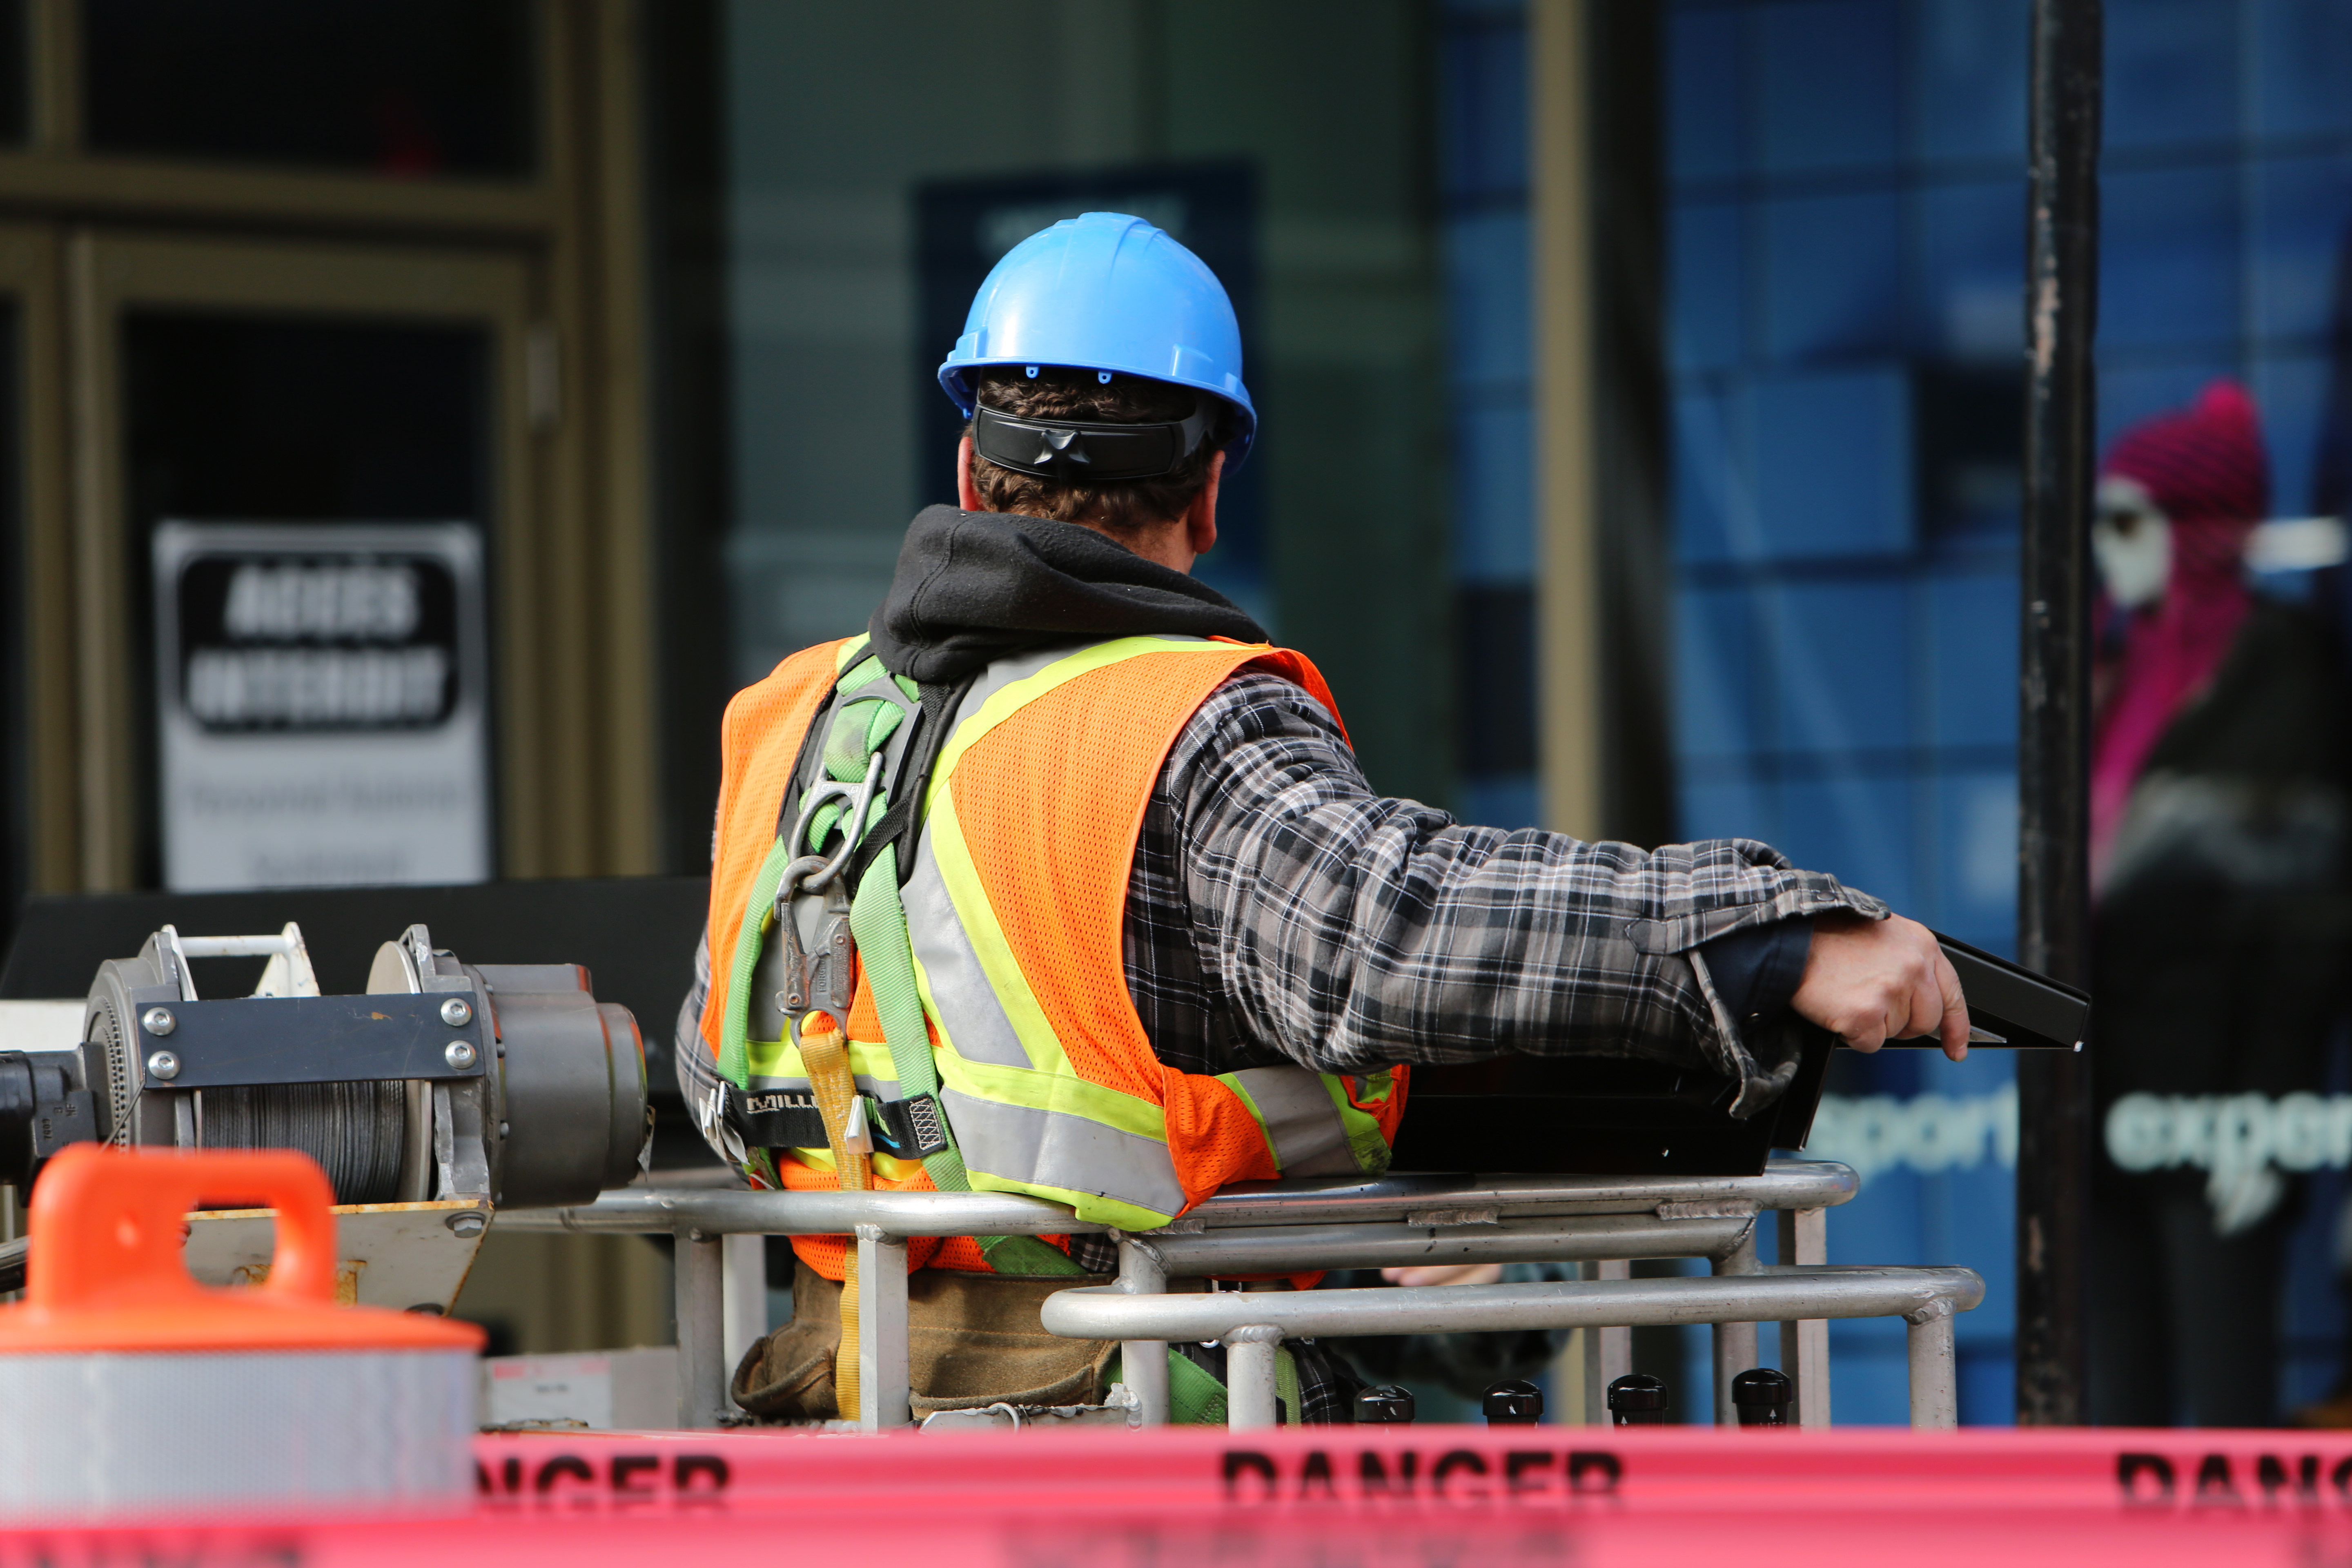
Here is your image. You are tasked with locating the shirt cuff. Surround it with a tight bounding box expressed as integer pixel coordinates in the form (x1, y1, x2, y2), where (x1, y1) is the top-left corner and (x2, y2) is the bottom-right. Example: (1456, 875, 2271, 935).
(1697, 915, 1815, 1027)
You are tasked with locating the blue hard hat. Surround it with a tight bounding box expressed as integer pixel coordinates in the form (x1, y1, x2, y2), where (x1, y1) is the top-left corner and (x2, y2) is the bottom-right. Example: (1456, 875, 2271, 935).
(938, 212, 1257, 470)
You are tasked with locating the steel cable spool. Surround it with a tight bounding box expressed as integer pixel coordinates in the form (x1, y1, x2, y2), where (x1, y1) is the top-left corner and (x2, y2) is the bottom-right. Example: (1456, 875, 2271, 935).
(83, 941, 411, 1203)
(196, 1082, 407, 1204)
(0, 1146, 481, 1520)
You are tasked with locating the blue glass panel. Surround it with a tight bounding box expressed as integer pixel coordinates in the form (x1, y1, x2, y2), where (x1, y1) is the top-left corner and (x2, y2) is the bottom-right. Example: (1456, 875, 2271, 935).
(2101, 164, 2241, 352)
(1671, 199, 1745, 373)
(1678, 773, 1777, 846)
(1916, 178, 2026, 362)
(1762, 580, 1911, 754)
(1441, 15, 1528, 202)
(1930, 767, 2019, 945)
(2252, 0, 2352, 140)
(1444, 209, 1530, 393)
(1457, 773, 1540, 832)
(1907, 0, 2030, 165)
(2097, 359, 2239, 460)
(2251, 156, 2352, 350)
(1925, 568, 2018, 749)
(1451, 399, 1535, 583)
(1675, 583, 1762, 762)
(1749, 367, 1914, 559)
(1757, 0, 1901, 176)
(1668, 3, 1744, 186)
(1762, 189, 1903, 362)
(2103, 0, 2237, 152)
(1673, 386, 1747, 564)
(1777, 770, 1917, 911)
(2253, 353, 2330, 518)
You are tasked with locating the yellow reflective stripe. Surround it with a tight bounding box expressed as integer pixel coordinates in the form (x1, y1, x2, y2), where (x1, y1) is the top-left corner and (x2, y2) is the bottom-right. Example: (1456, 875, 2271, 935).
(1325, 1074, 1396, 1174)
(927, 636, 1264, 801)
(745, 1035, 901, 1083)
(1217, 1071, 1274, 1145)
(917, 788, 1167, 1141)
(944, 1054, 1166, 1142)
(962, 1166, 1174, 1233)
(920, 786, 1071, 1080)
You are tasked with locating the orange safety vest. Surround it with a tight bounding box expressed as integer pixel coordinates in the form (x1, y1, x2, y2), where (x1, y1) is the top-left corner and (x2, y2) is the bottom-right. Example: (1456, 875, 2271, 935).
(698, 634, 1407, 1279)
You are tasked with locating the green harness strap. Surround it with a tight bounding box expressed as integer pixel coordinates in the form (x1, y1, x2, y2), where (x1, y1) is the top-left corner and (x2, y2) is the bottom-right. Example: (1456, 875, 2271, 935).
(731, 656, 1083, 1278)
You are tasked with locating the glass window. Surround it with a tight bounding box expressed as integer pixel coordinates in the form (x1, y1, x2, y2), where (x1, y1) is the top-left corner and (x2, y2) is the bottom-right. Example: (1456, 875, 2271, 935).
(83, 0, 532, 178)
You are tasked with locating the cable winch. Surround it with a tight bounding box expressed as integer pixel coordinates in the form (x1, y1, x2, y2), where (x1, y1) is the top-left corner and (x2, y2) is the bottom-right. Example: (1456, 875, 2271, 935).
(0, 920, 649, 1210)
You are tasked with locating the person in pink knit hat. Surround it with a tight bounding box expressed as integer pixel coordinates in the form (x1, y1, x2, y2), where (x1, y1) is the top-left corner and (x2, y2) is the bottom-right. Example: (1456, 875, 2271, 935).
(2088, 380, 2352, 1427)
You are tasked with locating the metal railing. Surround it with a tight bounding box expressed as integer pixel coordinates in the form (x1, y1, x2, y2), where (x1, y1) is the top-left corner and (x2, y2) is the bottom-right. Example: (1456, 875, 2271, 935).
(500, 1158, 1982, 1431)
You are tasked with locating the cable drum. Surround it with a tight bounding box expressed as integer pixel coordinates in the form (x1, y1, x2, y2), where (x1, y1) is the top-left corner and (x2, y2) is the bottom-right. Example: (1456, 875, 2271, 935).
(196, 1082, 407, 1205)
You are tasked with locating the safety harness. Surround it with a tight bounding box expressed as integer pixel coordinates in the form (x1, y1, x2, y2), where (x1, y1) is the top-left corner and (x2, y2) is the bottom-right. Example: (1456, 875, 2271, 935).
(710, 645, 1083, 1416)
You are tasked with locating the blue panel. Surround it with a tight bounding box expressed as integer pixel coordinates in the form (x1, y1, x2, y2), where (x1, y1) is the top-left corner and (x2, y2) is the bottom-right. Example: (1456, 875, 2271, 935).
(1444, 209, 1531, 392)
(1925, 568, 2018, 749)
(1916, 178, 2027, 363)
(2251, 0, 2352, 140)
(2252, 353, 2330, 519)
(2101, 164, 2241, 352)
(1678, 773, 1777, 848)
(1907, 0, 2030, 165)
(1671, 200, 1745, 374)
(1451, 399, 1535, 584)
(1673, 387, 1746, 564)
(1762, 581, 1911, 754)
(1668, 3, 1744, 186)
(2103, 0, 2237, 152)
(1750, 368, 1914, 559)
(2251, 156, 2352, 350)
(1757, 0, 1902, 176)
(1778, 770, 1918, 911)
(1762, 190, 1903, 362)
(1442, 16, 1528, 202)
(1675, 584, 1762, 762)
(2097, 359, 2239, 459)
(1457, 773, 1540, 833)
(1930, 767, 2019, 945)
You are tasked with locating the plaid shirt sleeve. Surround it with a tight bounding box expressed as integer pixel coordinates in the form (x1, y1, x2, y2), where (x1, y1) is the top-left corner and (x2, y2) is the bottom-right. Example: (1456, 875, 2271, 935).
(1158, 668, 1888, 1113)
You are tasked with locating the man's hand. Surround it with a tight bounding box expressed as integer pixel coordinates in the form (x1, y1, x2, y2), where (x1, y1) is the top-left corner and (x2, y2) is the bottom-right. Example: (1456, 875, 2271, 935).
(1789, 913, 1969, 1061)
(1382, 1264, 1504, 1287)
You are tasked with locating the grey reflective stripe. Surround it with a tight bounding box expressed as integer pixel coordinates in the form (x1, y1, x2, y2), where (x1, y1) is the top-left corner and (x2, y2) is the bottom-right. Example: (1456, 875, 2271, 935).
(940, 1087, 1188, 1219)
(955, 640, 1095, 720)
(1227, 1067, 1365, 1178)
(902, 831, 1033, 1069)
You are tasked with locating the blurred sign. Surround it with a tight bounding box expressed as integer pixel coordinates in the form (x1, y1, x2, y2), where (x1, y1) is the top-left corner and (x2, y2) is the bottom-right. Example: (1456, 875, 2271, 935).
(152, 521, 491, 891)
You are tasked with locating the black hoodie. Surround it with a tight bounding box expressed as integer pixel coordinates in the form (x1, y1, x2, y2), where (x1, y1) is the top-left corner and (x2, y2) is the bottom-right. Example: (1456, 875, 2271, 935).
(866, 505, 1265, 684)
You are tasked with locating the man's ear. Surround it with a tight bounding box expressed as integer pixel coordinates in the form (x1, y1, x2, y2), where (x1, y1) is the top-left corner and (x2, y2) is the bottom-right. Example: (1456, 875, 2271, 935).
(957, 434, 984, 512)
(1185, 450, 1224, 557)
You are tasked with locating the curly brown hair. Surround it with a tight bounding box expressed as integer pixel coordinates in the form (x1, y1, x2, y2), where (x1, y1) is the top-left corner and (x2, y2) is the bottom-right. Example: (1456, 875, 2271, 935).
(965, 366, 1232, 533)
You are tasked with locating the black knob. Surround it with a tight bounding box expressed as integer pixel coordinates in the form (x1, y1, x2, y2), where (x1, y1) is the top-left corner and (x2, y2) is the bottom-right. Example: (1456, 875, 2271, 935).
(1731, 1367, 1793, 1427)
(1354, 1384, 1416, 1424)
(1482, 1379, 1544, 1425)
(1606, 1372, 1668, 1426)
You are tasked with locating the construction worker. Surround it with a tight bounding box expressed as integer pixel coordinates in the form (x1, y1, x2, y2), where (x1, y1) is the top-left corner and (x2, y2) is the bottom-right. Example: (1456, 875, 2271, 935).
(677, 212, 1968, 1425)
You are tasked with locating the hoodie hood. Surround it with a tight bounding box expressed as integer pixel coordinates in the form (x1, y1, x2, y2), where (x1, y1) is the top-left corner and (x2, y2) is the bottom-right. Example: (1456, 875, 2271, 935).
(867, 505, 1267, 684)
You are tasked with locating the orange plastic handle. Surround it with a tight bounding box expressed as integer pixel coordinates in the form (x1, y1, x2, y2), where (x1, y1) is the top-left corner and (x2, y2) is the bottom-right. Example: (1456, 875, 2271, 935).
(26, 1145, 338, 1312)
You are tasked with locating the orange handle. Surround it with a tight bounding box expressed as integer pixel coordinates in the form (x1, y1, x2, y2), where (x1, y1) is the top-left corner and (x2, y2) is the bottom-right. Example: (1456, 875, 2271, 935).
(26, 1146, 339, 1311)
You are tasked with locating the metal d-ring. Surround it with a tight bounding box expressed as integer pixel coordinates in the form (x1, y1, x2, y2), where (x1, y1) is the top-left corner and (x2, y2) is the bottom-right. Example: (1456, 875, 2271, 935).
(782, 748, 886, 900)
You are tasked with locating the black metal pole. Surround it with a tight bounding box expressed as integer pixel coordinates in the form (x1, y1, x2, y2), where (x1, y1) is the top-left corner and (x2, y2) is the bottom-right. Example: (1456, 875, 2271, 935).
(2016, 0, 2102, 1427)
